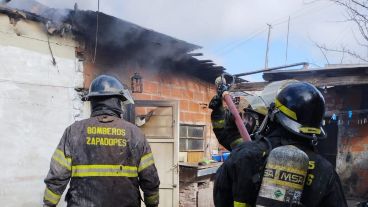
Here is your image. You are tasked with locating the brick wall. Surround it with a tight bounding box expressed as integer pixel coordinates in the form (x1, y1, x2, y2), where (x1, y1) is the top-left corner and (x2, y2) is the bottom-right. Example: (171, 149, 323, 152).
(324, 86, 368, 199)
(132, 76, 216, 126)
(131, 70, 219, 160)
(83, 61, 220, 160)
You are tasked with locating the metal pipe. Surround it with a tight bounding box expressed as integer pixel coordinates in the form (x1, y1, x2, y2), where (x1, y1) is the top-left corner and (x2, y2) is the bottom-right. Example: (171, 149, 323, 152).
(234, 62, 309, 77)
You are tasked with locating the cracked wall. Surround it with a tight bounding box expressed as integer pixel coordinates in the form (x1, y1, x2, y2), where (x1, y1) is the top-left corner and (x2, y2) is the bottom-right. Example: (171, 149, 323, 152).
(0, 14, 83, 206)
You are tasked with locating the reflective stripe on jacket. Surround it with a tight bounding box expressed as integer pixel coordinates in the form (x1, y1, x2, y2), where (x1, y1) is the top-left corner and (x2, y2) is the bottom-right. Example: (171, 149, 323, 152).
(43, 115, 160, 207)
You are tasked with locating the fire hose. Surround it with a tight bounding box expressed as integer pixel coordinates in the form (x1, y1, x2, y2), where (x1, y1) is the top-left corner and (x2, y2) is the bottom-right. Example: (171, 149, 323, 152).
(215, 73, 252, 142)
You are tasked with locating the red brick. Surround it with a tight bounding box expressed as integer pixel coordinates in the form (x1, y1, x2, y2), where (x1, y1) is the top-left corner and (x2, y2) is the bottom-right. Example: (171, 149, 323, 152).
(188, 80, 200, 91)
(182, 89, 194, 100)
(169, 77, 183, 88)
(193, 92, 204, 102)
(180, 112, 189, 123)
(151, 95, 163, 100)
(188, 102, 200, 112)
(180, 100, 189, 111)
(349, 137, 368, 152)
(161, 86, 171, 97)
(186, 112, 205, 123)
(133, 93, 151, 100)
(171, 88, 182, 99)
(205, 89, 216, 101)
(143, 81, 158, 94)
(351, 144, 365, 152)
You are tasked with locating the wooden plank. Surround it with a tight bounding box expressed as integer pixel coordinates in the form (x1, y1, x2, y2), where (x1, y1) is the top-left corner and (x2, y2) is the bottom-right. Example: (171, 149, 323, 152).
(231, 81, 268, 91)
(187, 151, 204, 163)
(232, 75, 368, 92)
(299, 75, 368, 87)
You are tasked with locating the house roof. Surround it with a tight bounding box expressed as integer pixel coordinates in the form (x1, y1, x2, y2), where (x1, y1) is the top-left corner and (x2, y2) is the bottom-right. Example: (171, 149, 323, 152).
(0, 0, 225, 83)
(233, 64, 368, 91)
(263, 64, 368, 81)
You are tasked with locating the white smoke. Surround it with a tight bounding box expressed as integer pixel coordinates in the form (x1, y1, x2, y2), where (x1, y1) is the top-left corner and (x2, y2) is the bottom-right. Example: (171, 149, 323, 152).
(7, 0, 366, 72)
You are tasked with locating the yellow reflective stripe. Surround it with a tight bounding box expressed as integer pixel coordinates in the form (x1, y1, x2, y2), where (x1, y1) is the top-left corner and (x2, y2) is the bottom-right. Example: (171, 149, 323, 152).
(72, 165, 138, 177)
(52, 149, 71, 171)
(212, 119, 225, 129)
(275, 99, 297, 121)
(262, 177, 304, 190)
(44, 187, 61, 205)
(145, 193, 159, 205)
(141, 153, 153, 162)
(230, 138, 243, 149)
(139, 153, 155, 172)
(299, 127, 321, 134)
(234, 201, 251, 207)
(266, 164, 305, 175)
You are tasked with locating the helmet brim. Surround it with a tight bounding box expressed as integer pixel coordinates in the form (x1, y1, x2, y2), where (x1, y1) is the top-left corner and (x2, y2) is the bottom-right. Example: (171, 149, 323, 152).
(276, 112, 326, 140)
(82, 90, 135, 105)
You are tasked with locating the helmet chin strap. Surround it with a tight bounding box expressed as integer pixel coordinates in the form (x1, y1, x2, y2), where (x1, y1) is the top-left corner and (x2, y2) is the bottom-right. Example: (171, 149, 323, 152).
(253, 103, 280, 136)
(311, 134, 318, 146)
(257, 114, 268, 133)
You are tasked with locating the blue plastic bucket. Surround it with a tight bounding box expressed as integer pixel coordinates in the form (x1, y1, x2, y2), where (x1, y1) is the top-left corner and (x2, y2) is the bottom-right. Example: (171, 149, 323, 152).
(211, 155, 222, 162)
(222, 152, 230, 161)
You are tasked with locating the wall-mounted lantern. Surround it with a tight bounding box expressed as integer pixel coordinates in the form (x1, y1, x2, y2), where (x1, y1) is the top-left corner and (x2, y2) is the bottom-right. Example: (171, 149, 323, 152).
(131, 72, 143, 93)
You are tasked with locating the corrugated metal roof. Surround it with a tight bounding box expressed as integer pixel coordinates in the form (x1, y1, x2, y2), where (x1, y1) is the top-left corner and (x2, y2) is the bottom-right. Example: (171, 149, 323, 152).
(263, 64, 368, 81)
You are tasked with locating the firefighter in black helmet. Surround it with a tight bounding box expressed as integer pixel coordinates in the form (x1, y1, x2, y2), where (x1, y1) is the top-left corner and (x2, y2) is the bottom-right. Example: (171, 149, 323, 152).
(210, 93, 268, 151)
(43, 75, 160, 207)
(211, 81, 347, 207)
(273, 82, 327, 140)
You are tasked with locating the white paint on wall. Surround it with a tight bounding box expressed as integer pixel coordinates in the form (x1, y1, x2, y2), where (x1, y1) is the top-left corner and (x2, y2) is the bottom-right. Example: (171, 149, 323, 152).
(0, 29, 82, 206)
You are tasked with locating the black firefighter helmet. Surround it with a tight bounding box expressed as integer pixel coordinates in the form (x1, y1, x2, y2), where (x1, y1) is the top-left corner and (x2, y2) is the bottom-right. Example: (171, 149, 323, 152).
(274, 82, 326, 140)
(83, 75, 134, 104)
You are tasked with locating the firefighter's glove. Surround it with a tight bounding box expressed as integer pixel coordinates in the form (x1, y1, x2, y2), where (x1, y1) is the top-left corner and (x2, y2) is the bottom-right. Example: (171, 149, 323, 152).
(210, 95, 225, 129)
(210, 95, 243, 150)
(212, 109, 243, 151)
(209, 94, 222, 110)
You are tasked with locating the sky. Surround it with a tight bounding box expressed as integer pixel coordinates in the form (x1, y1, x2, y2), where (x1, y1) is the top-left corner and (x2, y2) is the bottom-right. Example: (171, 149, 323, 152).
(35, 0, 366, 81)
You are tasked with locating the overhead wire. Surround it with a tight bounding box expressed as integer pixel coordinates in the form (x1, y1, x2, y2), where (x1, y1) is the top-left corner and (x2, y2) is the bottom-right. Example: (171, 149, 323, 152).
(215, 28, 268, 56)
(215, 2, 335, 56)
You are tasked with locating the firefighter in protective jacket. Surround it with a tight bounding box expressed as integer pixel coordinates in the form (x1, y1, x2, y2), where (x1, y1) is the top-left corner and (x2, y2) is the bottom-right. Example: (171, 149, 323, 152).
(43, 75, 160, 207)
(211, 81, 347, 207)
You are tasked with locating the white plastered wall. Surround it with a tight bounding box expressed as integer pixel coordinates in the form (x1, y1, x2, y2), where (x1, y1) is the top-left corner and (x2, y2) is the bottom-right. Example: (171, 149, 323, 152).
(0, 14, 83, 206)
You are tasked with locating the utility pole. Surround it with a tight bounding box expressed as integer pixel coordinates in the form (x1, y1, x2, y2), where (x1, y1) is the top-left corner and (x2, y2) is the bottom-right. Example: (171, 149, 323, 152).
(285, 16, 290, 64)
(265, 24, 272, 69)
